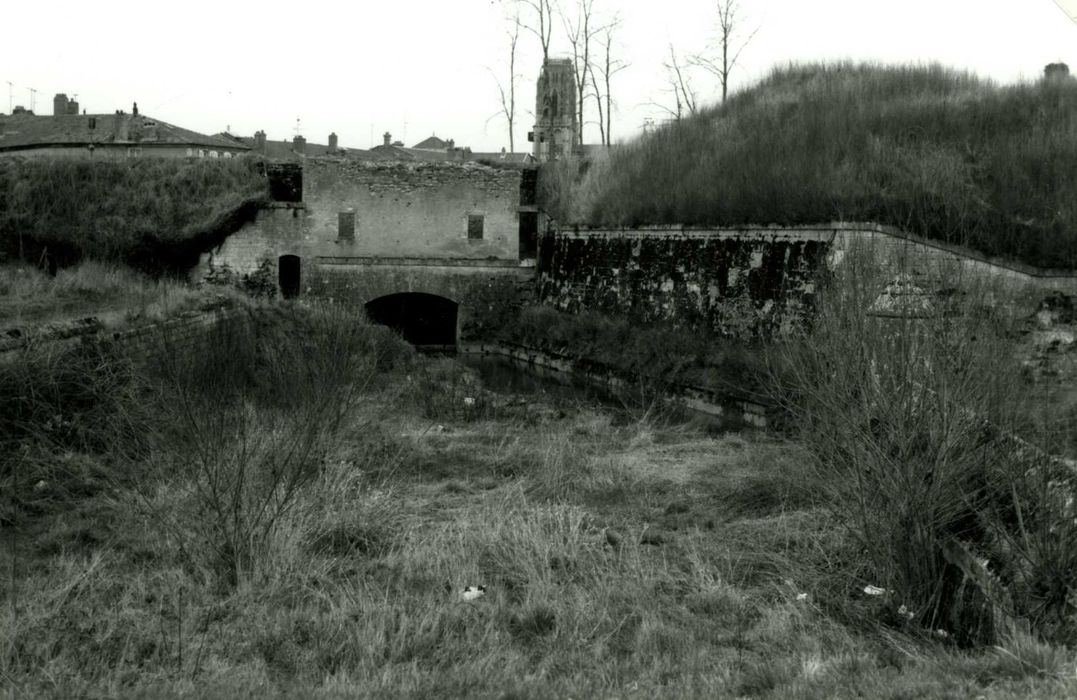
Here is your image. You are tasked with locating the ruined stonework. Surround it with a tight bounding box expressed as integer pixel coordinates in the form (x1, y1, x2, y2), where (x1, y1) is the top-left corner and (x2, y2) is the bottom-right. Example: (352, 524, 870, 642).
(306, 261, 533, 342)
(538, 226, 830, 336)
(532, 59, 578, 162)
(194, 158, 533, 344)
(196, 159, 526, 286)
(538, 222, 1077, 337)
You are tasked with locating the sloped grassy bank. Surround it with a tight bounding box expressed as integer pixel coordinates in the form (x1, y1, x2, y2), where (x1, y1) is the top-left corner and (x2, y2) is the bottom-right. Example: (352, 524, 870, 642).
(542, 62, 1077, 269)
(0, 156, 269, 275)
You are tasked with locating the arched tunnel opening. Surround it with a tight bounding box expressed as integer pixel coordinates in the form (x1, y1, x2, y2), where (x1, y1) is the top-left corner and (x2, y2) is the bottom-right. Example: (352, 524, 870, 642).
(364, 292, 459, 347)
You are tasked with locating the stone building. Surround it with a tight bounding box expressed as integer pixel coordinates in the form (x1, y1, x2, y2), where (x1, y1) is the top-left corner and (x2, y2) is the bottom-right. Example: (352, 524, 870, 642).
(196, 158, 538, 344)
(197, 158, 536, 280)
(530, 58, 578, 162)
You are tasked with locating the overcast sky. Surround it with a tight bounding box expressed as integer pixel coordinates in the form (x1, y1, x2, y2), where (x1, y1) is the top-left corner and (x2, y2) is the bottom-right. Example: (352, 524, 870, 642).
(3, 1, 1076, 152)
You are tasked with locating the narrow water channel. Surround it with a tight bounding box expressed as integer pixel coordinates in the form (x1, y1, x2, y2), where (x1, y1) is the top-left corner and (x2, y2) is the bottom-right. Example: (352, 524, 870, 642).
(454, 352, 740, 431)
(458, 353, 626, 407)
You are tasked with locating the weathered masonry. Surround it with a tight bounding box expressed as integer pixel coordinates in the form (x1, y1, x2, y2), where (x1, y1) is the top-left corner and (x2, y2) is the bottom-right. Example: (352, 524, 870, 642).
(537, 222, 1077, 336)
(197, 159, 539, 345)
(538, 226, 829, 335)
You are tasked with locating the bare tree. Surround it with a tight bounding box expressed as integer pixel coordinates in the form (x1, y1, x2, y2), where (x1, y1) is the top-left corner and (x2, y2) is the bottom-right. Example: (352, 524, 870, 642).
(489, 14, 522, 151)
(510, 0, 558, 63)
(590, 18, 627, 144)
(692, 0, 759, 101)
(564, 0, 604, 146)
(651, 44, 698, 122)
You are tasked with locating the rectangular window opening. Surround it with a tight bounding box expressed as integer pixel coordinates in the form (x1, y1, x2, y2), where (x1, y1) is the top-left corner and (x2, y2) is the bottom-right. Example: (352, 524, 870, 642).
(338, 210, 356, 241)
(467, 214, 485, 240)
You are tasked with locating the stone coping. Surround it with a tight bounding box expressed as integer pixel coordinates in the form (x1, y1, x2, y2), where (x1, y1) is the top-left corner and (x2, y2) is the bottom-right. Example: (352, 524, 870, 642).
(314, 256, 528, 269)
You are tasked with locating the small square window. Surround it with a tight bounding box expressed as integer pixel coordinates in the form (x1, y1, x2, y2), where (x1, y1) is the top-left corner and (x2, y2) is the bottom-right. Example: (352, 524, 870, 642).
(467, 214, 484, 240)
(338, 210, 356, 241)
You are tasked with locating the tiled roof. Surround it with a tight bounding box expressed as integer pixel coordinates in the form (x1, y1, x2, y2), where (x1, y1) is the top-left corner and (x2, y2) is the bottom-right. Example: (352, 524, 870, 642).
(0, 113, 249, 152)
(411, 135, 451, 150)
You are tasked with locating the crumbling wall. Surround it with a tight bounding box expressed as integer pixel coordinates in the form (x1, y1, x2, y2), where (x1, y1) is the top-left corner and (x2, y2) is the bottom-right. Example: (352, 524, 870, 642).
(303, 159, 521, 259)
(538, 226, 828, 336)
(538, 222, 1077, 336)
(196, 160, 525, 294)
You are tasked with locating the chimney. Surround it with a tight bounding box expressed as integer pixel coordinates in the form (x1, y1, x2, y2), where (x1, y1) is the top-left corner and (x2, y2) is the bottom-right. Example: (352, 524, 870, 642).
(132, 101, 139, 116)
(67, 99, 79, 115)
(293, 134, 306, 155)
(254, 130, 267, 153)
(383, 131, 392, 147)
(53, 93, 69, 116)
(328, 132, 338, 153)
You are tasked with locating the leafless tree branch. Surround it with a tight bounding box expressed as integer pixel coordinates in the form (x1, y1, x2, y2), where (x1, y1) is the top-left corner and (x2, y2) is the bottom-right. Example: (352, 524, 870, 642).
(691, 0, 759, 101)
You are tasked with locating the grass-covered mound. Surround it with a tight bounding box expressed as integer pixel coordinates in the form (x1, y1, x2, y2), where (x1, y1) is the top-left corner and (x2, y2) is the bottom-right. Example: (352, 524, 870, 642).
(0, 156, 269, 274)
(548, 62, 1077, 269)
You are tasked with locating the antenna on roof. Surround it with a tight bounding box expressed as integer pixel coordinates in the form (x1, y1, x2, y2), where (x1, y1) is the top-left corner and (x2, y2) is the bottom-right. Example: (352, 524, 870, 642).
(28, 87, 36, 113)
(294, 116, 301, 137)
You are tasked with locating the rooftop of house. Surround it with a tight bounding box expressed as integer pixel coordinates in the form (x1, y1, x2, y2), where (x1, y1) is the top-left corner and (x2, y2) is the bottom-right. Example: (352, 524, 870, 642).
(411, 135, 451, 150)
(225, 134, 389, 161)
(369, 143, 534, 164)
(0, 112, 250, 152)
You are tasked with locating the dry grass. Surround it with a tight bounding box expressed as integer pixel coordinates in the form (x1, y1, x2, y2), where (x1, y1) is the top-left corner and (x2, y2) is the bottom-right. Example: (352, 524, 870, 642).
(2, 312, 1076, 697)
(0, 260, 218, 327)
(0, 156, 268, 273)
(543, 61, 1077, 269)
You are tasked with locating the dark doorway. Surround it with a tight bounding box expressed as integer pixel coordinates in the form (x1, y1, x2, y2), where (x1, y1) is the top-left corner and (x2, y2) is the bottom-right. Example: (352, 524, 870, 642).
(278, 255, 301, 299)
(519, 211, 538, 260)
(365, 293, 459, 346)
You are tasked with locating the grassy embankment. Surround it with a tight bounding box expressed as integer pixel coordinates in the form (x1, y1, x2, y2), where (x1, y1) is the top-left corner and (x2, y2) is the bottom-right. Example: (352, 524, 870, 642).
(0, 260, 243, 327)
(542, 62, 1077, 270)
(0, 156, 269, 274)
(2, 294, 1076, 698)
(0, 156, 271, 325)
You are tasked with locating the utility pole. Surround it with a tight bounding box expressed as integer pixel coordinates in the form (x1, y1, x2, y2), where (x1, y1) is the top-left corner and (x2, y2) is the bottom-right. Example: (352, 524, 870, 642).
(28, 87, 36, 113)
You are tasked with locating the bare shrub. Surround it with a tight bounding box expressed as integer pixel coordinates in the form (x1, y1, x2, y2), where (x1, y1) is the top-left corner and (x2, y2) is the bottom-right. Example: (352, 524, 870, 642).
(768, 247, 1077, 644)
(0, 339, 150, 522)
(141, 304, 404, 588)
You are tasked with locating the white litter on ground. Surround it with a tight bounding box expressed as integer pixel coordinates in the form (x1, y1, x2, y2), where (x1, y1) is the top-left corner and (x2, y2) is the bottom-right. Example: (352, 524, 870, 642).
(460, 585, 486, 601)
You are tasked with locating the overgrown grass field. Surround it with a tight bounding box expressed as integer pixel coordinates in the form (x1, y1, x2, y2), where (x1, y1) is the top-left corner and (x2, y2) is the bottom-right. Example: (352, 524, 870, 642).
(0, 260, 236, 327)
(542, 62, 1077, 269)
(0, 156, 268, 274)
(2, 295, 1076, 698)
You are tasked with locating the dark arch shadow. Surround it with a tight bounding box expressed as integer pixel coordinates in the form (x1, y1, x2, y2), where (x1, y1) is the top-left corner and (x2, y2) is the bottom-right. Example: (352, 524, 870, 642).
(365, 292, 459, 347)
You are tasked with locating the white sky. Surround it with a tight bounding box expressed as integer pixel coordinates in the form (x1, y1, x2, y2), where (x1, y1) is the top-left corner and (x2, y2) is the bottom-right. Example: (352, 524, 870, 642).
(2, 1, 1076, 151)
